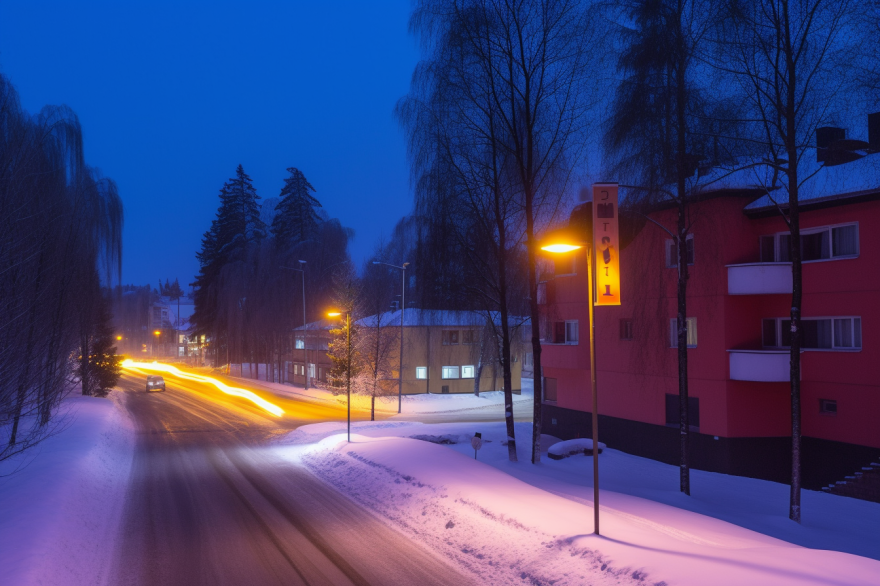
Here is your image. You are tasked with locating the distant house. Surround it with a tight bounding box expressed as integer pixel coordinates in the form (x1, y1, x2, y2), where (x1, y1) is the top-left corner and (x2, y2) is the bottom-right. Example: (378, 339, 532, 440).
(357, 309, 528, 395)
(291, 319, 334, 385)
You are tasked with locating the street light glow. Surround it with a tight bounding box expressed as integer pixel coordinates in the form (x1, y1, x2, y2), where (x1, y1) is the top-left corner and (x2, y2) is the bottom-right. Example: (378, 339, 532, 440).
(116, 335, 123, 340)
(121, 359, 284, 417)
(154, 330, 161, 336)
(327, 311, 342, 317)
(541, 243, 582, 253)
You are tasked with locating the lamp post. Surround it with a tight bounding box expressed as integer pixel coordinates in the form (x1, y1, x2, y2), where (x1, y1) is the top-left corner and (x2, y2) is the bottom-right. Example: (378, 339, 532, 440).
(282, 261, 309, 389)
(540, 239, 601, 536)
(153, 330, 161, 359)
(372, 261, 409, 414)
(327, 309, 352, 442)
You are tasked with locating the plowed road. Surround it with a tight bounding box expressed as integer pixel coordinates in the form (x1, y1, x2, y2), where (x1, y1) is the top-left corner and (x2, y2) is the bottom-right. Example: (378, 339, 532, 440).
(110, 371, 473, 586)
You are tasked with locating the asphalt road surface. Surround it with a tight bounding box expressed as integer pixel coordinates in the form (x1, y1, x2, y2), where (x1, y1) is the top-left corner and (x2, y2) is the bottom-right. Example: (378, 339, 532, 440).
(110, 371, 475, 586)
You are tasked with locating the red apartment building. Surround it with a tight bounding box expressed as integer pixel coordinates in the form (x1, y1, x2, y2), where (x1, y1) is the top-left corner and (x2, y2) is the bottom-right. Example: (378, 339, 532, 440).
(540, 155, 880, 489)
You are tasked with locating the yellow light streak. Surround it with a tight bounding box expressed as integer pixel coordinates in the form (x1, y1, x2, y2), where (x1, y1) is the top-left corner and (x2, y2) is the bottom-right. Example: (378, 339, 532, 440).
(541, 243, 582, 253)
(121, 359, 284, 417)
(326, 311, 342, 317)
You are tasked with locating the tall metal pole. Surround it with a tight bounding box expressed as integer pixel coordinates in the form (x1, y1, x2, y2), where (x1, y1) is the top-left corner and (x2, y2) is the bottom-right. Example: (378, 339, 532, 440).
(301, 263, 309, 390)
(398, 265, 405, 414)
(586, 246, 600, 535)
(346, 311, 351, 443)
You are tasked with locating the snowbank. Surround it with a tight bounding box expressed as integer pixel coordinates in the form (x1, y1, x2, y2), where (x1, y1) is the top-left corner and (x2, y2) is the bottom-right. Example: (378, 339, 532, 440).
(548, 438, 606, 459)
(284, 420, 880, 586)
(226, 375, 534, 415)
(0, 394, 135, 586)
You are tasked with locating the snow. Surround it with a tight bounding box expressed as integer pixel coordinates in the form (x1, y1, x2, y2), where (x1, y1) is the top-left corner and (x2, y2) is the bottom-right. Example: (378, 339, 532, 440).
(548, 438, 606, 459)
(278, 420, 880, 586)
(225, 375, 534, 416)
(0, 394, 135, 586)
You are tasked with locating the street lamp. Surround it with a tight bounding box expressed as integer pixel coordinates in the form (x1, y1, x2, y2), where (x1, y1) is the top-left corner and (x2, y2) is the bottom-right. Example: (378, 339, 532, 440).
(540, 233, 601, 536)
(282, 261, 309, 389)
(372, 261, 410, 414)
(153, 330, 161, 359)
(327, 309, 352, 442)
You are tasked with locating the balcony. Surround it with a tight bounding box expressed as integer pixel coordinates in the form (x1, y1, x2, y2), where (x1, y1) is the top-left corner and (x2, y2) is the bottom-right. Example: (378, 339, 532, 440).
(728, 349, 796, 382)
(727, 262, 792, 295)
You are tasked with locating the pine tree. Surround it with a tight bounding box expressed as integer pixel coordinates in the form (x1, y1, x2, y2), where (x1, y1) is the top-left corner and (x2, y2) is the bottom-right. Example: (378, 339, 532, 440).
(90, 298, 122, 397)
(272, 167, 321, 249)
(192, 165, 266, 339)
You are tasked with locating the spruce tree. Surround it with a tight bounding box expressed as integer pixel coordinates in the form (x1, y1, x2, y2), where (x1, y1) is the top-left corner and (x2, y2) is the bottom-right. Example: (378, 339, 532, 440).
(90, 298, 122, 397)
(272, 167, 321, 249)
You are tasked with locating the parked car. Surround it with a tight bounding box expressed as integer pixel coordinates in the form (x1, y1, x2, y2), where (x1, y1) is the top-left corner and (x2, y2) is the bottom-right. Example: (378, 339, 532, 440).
(146, 375, 166, 392)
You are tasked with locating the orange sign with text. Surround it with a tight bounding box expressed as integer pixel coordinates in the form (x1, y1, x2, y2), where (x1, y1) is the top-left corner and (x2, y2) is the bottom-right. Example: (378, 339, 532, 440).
(593, 183, 621, 306)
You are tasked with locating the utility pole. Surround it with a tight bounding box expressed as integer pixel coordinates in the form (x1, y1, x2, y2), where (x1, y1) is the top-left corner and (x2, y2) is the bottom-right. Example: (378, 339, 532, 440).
(372, 261, 410, 414)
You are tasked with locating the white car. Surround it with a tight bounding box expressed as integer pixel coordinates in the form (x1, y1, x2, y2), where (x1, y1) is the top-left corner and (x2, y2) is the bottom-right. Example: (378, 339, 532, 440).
(145, 375, 166, 392)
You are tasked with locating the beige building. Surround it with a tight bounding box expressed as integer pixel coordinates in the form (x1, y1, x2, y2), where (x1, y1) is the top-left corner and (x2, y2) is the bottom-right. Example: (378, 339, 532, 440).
(357, 309, 527, 395)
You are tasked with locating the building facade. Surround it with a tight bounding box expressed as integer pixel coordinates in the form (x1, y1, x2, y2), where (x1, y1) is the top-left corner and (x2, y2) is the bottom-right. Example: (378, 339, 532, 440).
(540, 188, 880, 489)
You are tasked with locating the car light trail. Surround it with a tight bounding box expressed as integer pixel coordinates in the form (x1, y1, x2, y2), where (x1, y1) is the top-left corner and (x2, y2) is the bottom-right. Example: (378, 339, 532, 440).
(122, 360, 285, 417)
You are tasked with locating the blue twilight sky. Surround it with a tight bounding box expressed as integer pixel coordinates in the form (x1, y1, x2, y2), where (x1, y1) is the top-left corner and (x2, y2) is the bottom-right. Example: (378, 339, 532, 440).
(0, 1, 419, 289)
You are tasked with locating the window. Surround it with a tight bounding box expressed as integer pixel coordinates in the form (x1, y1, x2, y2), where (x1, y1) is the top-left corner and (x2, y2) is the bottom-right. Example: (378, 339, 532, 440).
(666, 235, 694, 267)
(308, 363, 315, 378)
(819, 399, 837, 416)
(461, 365, 475, 378)
(565, 321, 579, 344)
(552, 320, 579, 344)
(295, 339, 304, 349)
(441, 366, 460, 379)
(415, 367, 427, 380)
(544, 377, 558, 402)
(763, 317, 861, 350)
(761, 224, 858, 262)
(669, 317, 697, 348)
(462, 330, 475, 344)
(620, 318, 633, 340)
(523, 353, 533, 368)
(442, 330, 459, 345)
(665, 394, 700, 431)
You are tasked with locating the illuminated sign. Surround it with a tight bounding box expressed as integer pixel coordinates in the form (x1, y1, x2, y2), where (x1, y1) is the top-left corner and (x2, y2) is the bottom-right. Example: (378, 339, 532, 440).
(593, 183, 620, 306)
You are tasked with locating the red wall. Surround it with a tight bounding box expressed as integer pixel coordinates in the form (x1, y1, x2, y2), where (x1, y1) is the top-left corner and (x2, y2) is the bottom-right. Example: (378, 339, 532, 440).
(542, 195, 880, 449)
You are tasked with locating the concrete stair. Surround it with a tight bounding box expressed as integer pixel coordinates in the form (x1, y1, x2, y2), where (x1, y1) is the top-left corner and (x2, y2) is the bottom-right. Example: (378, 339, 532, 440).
(822, 462, 880, 503)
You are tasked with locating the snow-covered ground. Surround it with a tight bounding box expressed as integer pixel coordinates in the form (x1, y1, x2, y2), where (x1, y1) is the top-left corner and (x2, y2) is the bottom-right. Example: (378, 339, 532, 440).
(226, 374, 534, 415)
(276, 420, 880, 586)
(0, 394, 134, 586)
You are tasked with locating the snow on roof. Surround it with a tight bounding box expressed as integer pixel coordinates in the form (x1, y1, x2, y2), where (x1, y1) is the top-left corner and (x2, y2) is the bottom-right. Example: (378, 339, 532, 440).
(356, 308, 530, 329)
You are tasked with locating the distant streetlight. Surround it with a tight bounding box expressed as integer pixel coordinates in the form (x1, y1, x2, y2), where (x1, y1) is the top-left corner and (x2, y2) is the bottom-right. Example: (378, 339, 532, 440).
(540, 234, 601, 536)
(116, 335, 123, 341)
(327, 309, 352, 442)
(372, 261, 410, 414)
(282, 261, 309, 389)
(153, 330, 161, 359)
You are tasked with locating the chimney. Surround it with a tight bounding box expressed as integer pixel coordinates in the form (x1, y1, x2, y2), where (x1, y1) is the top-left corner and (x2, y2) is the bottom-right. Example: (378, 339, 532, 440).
(816, 126, 845, 163)
(869, 112, 880, 151)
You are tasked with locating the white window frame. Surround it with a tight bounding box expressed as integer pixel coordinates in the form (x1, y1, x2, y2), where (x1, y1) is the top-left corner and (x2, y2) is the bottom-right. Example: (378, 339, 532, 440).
(565, 320, 579, 345)
(461, 365, 475, 379)
(669, 317, 697, 348)
(441, 366, 460, 379)
(415, 366, 427, 379)
(762, 316, 862, 350)
(762, 222, 859, 263)
(295, 339, 305, 349)
(665, 234, 694, 268)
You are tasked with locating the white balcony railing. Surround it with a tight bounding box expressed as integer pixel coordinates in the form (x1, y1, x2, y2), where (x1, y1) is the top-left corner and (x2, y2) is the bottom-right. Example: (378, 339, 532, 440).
(728, 349, 796, 382)
(727, 262, 792, 295)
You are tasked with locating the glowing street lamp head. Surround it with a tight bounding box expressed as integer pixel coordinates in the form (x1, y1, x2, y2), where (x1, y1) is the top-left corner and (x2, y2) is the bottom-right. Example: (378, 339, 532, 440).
(541, 243, 583, 253)
(154, 330, 161, 336)
(116, 335, 123, 341)
(326, 311, 342, 318)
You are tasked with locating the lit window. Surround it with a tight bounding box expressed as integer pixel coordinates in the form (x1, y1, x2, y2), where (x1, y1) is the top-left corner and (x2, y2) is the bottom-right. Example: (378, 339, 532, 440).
(461, 365, 475, 378)
(669, 317, 697, 348)
(415, 367, 427, 379)
(441, 366, 460, 379)
(295, 339, 304, 349)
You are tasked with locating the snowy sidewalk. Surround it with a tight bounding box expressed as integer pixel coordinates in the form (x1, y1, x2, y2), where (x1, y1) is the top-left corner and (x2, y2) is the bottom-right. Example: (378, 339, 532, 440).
(0, 394, 135, 586)
(279, 420, 880, 586)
